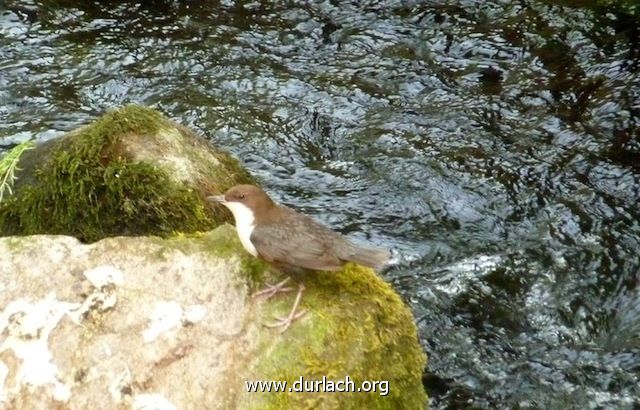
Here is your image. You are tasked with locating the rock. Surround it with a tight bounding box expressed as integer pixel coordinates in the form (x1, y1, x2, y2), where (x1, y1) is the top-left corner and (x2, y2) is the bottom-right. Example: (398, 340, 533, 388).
(0, 105, 253, 242)
(0, 105, 427, 408)
(0, 226, 427, 409)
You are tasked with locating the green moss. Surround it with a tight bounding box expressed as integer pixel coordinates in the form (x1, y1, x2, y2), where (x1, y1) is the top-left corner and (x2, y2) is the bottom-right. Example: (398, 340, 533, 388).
(0, 105, 252, 242)
(4, 236, 30, 253)
(193, 225, 267, 286)
(246, 263, 427, 409)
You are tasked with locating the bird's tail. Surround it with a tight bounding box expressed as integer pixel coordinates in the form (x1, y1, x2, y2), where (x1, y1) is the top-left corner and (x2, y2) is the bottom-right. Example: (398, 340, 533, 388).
(347, 245, 391, 271)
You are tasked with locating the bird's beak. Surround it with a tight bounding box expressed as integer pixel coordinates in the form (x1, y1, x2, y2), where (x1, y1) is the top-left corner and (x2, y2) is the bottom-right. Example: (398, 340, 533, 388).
(207, 195, 226, 204)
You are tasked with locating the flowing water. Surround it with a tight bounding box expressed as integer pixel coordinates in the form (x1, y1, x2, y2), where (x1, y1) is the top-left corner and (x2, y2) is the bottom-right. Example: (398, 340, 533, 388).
(1, 1, 639, 408)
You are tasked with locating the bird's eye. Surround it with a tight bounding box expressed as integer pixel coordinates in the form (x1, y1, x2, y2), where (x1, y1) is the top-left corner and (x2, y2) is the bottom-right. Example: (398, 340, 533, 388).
(238, 194, 246, 200)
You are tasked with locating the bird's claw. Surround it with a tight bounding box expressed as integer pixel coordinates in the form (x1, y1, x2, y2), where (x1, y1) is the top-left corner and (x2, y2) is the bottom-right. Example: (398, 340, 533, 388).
(264, 310, 307, 332)
(252, 278, 292, 300)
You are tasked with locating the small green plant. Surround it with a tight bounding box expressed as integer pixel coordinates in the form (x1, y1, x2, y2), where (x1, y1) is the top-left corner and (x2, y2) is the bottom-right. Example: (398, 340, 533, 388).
(0, 140, 35, 203)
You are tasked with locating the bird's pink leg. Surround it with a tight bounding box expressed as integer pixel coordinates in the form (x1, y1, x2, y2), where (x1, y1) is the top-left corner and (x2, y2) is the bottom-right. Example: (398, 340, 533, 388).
(265, 283, 307, 332)
(252, 277, 293, 299)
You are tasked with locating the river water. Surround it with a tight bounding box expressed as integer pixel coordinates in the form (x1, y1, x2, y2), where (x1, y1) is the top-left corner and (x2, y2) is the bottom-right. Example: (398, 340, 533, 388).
(1, 1, 639, 408)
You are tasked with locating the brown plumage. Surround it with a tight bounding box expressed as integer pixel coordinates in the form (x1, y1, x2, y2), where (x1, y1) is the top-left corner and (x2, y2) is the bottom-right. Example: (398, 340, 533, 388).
(251, 204, 389, 273)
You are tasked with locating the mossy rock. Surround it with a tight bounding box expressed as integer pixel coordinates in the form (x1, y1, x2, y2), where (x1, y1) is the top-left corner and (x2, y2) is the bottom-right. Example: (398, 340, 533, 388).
(0, 225, 427, 409)
(240, 270, 428, 409)
(0, 105, 253, 242)
(216, 226, 429, 409)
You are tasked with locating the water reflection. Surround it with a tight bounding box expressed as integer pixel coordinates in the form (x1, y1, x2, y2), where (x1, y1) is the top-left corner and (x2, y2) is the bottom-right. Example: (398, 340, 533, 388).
(1, 0, 639, 408)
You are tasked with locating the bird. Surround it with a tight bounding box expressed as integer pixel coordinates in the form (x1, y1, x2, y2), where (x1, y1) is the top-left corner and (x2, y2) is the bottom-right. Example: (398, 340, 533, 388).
(207, 184, 390, 332)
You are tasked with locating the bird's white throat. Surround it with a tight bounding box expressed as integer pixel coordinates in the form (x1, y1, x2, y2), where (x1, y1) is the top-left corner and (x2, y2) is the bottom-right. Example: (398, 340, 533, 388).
(222, 201, 258, 257)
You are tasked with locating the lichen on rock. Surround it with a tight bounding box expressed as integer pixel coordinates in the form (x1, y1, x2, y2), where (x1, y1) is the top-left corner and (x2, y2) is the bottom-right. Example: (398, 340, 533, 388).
(0, 226, 427, 409)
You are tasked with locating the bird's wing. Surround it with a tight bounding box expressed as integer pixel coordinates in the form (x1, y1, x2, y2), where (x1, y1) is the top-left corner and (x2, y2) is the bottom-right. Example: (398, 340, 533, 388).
(250, 215, 344, 271)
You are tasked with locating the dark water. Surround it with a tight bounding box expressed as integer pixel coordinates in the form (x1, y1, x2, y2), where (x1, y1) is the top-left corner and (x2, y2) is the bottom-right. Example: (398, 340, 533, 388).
(1, 1, 639, 408)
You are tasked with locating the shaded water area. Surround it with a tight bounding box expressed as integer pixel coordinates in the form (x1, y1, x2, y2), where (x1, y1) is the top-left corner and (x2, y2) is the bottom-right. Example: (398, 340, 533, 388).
(1, 0, 639, 408)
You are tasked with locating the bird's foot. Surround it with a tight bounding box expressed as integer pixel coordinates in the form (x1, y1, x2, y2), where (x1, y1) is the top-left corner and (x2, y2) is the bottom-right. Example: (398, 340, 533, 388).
(252, 277, 293, 300)
(265, 310, 307, 333)
(264, 283, 306, 333)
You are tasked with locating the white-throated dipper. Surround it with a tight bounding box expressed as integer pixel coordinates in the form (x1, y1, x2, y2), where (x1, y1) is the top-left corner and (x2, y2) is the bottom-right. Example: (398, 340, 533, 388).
(207, 184, 390, 332)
